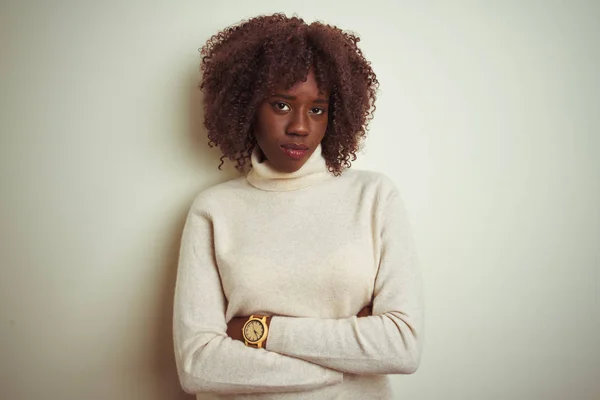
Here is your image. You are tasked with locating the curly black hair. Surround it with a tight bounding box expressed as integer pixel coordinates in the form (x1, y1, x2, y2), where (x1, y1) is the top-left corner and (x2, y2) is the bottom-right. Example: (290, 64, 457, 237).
(199, 13, 378, 175)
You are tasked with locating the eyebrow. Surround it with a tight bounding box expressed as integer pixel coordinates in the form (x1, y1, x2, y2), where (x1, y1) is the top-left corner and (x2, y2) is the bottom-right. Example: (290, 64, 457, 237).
(272, 93, 329, 104)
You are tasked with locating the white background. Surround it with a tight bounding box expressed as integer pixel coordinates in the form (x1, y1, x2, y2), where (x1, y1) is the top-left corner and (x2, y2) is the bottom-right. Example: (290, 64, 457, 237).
(1, 1, 598, 399)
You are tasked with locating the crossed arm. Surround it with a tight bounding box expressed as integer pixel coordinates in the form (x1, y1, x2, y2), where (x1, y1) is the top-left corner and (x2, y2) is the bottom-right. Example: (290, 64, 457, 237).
(173, 191, 423, 395)
(225, 305, 373, 347)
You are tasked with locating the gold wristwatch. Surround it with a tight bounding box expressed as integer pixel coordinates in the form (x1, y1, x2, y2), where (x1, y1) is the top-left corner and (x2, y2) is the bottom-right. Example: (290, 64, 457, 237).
(242, 315, 269, 348)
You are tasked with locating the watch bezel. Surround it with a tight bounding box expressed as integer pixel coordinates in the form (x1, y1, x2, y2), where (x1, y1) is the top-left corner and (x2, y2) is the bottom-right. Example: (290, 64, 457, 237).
(242, 315, 268, 345)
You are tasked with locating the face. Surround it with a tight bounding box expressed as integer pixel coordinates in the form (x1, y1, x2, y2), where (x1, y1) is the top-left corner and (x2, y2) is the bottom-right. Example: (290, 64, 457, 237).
(253, 70, 329, 173)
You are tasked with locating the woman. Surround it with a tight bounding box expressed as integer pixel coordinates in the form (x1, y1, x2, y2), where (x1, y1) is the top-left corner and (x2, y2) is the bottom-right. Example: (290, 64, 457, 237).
(173, 13, 423, 399)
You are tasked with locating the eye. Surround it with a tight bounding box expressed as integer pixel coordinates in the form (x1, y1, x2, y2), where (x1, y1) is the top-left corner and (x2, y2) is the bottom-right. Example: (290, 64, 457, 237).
(310, 107, 326, 115)
(272, 102, 290, 112)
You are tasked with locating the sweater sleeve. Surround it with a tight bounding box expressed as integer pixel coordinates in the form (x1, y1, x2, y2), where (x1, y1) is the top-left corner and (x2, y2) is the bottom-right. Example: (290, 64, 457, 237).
(173, 196, 343, 395)
(265, 186, 424, 375)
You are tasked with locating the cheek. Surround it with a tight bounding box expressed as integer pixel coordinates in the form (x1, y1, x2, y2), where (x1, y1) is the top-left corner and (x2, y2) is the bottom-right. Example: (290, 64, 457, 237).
(253, 111, 269, 139)
(255, 110, 282, 138)
(315, 119, 328, 137)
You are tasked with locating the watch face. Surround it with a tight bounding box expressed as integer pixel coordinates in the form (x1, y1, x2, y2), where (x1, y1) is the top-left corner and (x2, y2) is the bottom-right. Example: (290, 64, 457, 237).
(243, 320, 264, 342)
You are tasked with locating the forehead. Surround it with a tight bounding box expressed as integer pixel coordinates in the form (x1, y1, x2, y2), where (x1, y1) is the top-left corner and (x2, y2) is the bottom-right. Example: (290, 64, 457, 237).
(275, 70, 329, 97)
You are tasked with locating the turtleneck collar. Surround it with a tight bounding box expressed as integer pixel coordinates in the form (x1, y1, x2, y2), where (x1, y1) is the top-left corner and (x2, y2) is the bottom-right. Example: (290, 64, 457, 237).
(246, 144, 332, 192)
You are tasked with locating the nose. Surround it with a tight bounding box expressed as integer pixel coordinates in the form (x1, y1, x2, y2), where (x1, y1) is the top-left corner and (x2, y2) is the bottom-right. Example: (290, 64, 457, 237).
(286, 109, 309, 136)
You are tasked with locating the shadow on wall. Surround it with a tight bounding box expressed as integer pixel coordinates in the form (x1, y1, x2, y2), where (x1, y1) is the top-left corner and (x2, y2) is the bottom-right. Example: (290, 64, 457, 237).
(151, 70, 238, 399)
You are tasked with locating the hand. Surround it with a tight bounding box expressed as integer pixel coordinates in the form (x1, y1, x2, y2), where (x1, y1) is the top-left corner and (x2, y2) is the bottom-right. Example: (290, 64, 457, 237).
(226, 316, 247, 342)
(357, 305, 372, 318)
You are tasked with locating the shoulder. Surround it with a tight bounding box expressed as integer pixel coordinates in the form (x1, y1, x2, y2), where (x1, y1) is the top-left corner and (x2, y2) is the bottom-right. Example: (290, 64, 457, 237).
(188, 176, 249, 213)
(334, 169, 406, 215)
(339, 169, 400, 197)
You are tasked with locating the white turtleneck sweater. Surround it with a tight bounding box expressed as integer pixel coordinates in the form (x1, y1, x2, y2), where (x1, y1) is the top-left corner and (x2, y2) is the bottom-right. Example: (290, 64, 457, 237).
(173, 145, 423, 400)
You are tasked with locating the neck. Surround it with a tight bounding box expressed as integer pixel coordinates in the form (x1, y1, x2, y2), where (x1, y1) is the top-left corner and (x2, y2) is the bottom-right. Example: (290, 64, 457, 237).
(246, 145, 331, 191)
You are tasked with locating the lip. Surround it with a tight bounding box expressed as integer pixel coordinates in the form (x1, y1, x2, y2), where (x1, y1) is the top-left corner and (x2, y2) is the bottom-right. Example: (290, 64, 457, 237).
(281, 143, 309, 150)
(280, 144, 309, 160)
